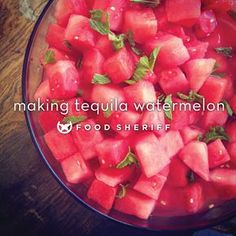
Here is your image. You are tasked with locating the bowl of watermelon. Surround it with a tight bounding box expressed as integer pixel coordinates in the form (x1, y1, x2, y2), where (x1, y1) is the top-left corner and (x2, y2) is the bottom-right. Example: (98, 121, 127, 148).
(23, 0, 236, 231)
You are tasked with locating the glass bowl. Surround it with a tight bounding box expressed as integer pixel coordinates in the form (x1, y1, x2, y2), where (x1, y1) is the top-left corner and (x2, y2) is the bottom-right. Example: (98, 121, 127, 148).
(22, 0, 236, 231)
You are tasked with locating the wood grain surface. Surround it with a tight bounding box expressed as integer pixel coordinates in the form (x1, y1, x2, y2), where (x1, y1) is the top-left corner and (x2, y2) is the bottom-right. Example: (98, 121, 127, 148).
(0, 1, 235, 235)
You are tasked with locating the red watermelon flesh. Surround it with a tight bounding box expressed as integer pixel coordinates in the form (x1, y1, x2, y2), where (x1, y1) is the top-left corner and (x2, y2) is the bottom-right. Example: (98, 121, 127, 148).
(61, 152, 92, 184)
(114, 189, 156, 220)
(179, 141, 210, 181)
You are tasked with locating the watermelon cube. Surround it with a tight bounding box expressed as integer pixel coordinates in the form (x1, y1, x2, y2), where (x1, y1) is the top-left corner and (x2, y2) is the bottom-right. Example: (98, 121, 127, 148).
(194, 10, 217, 38)
(200, 109, 228, 129)
(134, 132, 183, 178)
(55, 0, 88, 27)
(114, 189, 156, 219)
(48, 60, 80, 99)
(46, 23, 72, 54)
(158, 67, 189, 95)
(185, 40, 209, 59)
(72, 119, 104, 160)
(124, 9, 157, 44)
(179, 141, 209, 181)
(91, 85, 125, 104)
(65, 15, 95, 50)
(167, 157, 190, 187)
(38, 111, 63, 133)
(107, 0, 128, 31)
(158, 131, 184, 158)
(103, 48, 135, 84)
(210, 169, 236, 186)
(44, 129, 78, 161)
(180, 126, 203, 144)
(95, 166, 134, 187)
(199, 77, 227, 103)
(87, 179, 117, 210)
(208, 139, 230, 169)
(133, 174, 167, 200)
(34, 80, 51, 102)
(141, 109, 166, 136)
(110, 111, 141, 137)
(166, 0, 201, 25)
(61, 152, 92, 184)
(184, 58, 216, 92)
(96, 139, 129, 168)
(124, 80, 157, 106)
(81, 48, 105, 83)
(134, 133, 170, 178)
(146, 34, 190, 67)
(96, 36, 114, 58)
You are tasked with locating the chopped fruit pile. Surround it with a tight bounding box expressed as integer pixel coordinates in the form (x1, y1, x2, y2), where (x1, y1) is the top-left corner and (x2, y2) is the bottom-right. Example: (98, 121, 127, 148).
(34, 0, 236, 220)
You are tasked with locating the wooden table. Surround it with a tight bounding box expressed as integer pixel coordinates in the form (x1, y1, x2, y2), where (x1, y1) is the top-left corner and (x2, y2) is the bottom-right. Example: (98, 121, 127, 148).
(0, 1, 235, 235)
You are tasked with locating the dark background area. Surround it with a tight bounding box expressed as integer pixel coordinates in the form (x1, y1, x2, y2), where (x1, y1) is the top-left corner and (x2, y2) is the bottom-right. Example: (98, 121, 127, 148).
(0, 1, 236, 235)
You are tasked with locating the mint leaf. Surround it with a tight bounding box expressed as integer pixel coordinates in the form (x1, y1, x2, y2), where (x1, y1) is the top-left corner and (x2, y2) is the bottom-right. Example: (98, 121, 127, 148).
(126, 30, 143, 56)
(63, 115, 87, 125)
(132, 47, 160, 82)
(44, 50, 56, 64)
(228, 10, 236, 21)
(131, 0, 161, 8)
(92, 74, 111, 85)
(90, 9, 110, 35)
(202, 126, 229, 144)
(177, 91, 204, 103)
(108, 33, 125, 51)
(222, 100, 233, 116)
(116, 148, 138, 168)
(164, 95, 173, 121)
(104, 108, 112, 118)
(116, 184, 129, 199)
(215, 47, 233, 58)
(124, 79, 137, 85)
(149, 47, 160, 70)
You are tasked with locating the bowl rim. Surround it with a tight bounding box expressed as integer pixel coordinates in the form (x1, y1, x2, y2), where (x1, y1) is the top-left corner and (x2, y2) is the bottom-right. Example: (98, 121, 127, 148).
(22, 0, 236, 232)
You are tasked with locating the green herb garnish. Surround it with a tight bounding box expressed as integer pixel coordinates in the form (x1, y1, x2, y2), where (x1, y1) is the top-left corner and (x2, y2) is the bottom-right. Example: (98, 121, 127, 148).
(200, 126, 229, 144)
(108, 33, 125, 51)
(116, 184, 129, 199)
(104, 108, 112, 118)
(116, 148, 138, 168)
(92, 74, 111, 85)
(215, 47, 233, 58)
(177, 91, 204, 103)
(126, 31, 143, 56)
(90, 10, 125, 51)
(131, 0, 161, 8)
(90, 9, 110, 35)
(44, 50, 56, 64)
(63, 115, 87, 125)
(131, 47, 160, 82)
(222, 100, 234, 116)
(164, 95, 173, 121)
